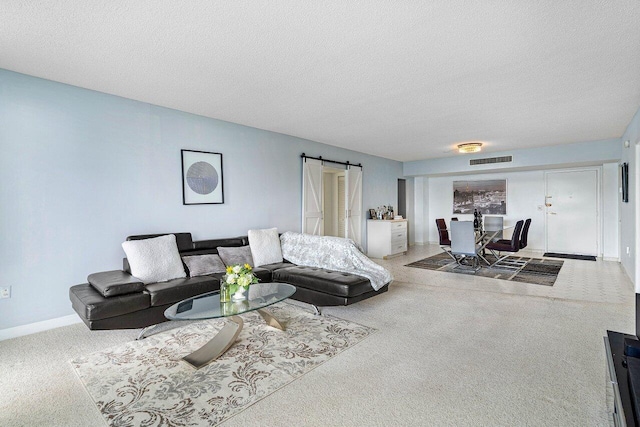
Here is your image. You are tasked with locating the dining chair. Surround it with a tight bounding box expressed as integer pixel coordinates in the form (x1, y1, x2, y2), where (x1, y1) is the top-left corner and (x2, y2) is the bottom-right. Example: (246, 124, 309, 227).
(485, 220, 525, 269)
(520, 218, 531, 249)
(450, 221, 481, 271)
(435, 218, 456, 261)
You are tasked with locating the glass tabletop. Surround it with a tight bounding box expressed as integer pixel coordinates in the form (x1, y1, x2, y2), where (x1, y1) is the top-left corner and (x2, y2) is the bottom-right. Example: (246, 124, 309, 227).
(164, 282, 296, 321)
(480, 225, 516, 242)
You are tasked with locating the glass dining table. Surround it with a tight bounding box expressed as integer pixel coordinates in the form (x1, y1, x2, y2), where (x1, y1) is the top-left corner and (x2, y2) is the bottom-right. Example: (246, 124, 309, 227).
(475, 225, 515, 266)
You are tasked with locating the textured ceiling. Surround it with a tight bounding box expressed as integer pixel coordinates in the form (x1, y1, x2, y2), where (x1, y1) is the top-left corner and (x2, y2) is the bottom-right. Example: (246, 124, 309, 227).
(1, 1, 639, 161)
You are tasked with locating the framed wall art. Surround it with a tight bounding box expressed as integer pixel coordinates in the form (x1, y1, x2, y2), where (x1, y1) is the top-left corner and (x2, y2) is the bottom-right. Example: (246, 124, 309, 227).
(181, 149, 224, 205)
(622, 162, 629, 203)
(453, 179, 506, 215)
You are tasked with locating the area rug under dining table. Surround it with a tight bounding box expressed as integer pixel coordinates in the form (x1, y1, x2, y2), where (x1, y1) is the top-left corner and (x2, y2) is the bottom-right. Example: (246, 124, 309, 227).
(71, 302, 375, 426)
(405, 253, 564, 286)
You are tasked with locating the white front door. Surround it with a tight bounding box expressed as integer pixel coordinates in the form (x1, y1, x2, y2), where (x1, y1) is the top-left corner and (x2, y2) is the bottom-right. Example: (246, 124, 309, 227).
(345, 166, 363, 246)
(302, 158, 323, 235)
(545, 169, 598, 256)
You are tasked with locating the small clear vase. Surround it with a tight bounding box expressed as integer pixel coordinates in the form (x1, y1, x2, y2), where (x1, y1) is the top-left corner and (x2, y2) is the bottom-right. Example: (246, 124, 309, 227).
(219, 282, 230, 302)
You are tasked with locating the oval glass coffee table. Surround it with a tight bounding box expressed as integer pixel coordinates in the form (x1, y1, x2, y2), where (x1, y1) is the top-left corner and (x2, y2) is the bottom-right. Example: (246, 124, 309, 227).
(165, 282, 296, 369)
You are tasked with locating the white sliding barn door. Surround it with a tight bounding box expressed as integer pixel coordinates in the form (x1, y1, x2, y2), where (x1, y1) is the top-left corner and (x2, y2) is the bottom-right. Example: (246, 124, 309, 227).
(302, 158, 323, 235)
(345, 166, 363, 245)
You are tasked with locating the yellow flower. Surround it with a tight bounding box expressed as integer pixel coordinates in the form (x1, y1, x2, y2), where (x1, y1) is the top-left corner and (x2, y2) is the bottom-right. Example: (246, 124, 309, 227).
(244, 263, 252, 270)
(226, 266, 233, 274)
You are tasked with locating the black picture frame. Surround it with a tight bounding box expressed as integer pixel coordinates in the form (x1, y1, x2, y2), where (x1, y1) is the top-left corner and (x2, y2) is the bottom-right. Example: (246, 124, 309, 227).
(622, 162, 629, 203)
(181, 149, 224, 205)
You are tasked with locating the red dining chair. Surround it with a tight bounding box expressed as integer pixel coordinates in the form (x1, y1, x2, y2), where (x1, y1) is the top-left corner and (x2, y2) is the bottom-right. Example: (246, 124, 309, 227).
(436, 218, 456, 261)
(520, 218, 531, 249)
(485, 220, 525, 269)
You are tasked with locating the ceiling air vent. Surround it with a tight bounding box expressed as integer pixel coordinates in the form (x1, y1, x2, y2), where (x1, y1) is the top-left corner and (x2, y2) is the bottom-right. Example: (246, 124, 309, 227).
(469, 155, 512, 166)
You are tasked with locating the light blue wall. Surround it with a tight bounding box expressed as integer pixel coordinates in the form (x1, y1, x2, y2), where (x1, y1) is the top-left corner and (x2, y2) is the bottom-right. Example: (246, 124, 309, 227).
(619, 106, 640, 289)
(0, 69, 403, 330)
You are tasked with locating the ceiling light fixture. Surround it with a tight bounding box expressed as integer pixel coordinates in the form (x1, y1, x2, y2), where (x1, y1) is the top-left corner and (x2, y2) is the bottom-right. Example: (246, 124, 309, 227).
(457, 142, 483, 153)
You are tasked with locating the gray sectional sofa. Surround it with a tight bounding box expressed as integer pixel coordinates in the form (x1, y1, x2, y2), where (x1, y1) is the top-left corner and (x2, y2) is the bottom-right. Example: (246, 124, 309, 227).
(69, 232, 389, 331)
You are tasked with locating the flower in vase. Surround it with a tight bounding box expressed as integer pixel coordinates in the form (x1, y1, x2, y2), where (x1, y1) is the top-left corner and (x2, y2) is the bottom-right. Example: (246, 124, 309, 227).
(222, 263, 260, 298)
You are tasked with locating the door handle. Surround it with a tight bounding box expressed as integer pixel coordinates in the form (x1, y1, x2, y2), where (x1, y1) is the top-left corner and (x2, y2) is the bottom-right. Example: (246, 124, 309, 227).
(549, 212, 557, 215)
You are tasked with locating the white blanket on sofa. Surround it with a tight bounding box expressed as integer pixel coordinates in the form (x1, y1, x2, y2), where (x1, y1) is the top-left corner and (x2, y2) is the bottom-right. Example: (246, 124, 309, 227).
(280, 232, 393, 291)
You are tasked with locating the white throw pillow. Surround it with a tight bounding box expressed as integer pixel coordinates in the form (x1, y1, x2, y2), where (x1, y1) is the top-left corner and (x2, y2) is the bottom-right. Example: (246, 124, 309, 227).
(121, 234, 186, 284)
(248, 228, 283, 267)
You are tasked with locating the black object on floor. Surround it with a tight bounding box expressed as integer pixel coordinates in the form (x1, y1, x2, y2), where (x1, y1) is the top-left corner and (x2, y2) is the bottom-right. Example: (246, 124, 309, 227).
(627, 356, 640, 424)
(543, 252, 596, 261)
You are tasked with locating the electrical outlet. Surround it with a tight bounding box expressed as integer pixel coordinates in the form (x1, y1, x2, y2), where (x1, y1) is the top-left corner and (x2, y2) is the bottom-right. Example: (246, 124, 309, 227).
(0, 286, 10, 299)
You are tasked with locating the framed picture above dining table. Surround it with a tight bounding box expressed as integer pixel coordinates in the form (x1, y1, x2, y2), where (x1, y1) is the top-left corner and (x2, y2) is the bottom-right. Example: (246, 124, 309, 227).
(453, 179, 506, 215)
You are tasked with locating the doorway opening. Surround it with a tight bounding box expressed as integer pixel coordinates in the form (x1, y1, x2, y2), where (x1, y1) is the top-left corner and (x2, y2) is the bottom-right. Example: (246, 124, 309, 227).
(323, 167, 346, 237)
(398, 179, 406, 218)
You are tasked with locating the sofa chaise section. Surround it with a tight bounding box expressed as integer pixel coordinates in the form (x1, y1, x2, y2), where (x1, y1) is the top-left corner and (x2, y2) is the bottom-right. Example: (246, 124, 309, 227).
(273, 265, 389, 306)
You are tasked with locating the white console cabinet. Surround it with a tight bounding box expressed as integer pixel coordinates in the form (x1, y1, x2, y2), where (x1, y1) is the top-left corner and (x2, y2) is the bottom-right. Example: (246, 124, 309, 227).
(367, 219, 408, 259)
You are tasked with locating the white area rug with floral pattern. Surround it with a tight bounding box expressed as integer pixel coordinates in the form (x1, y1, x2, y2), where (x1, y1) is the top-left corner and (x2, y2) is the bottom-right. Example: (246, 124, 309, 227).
(71, 303, 375, 426)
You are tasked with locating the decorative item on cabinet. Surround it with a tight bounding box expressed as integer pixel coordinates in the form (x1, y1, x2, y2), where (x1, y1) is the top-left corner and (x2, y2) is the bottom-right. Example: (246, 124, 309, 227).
(369, 205, 395, 220)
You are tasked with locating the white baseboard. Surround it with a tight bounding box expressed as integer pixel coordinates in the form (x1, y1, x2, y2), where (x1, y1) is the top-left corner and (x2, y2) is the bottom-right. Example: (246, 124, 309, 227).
(0, 314, 82, 342)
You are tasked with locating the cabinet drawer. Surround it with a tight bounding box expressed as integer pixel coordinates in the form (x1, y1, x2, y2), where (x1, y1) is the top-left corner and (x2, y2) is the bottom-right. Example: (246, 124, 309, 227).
(390, 242, 407, 255)
(391, 230, 407, 240)
(391, 233, 407, 246)
(391, 221, 407, 230)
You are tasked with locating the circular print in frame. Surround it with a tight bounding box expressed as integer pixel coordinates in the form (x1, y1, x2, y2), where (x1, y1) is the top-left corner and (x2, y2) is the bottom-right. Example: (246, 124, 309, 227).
(186, 161, 219, 195)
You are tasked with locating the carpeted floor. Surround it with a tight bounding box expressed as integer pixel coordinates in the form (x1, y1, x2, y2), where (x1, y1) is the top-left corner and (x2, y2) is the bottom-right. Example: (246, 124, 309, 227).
(405, 252, 564, 286)
(0, 245, 634, 426)
(71, 303, 374, 426)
